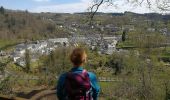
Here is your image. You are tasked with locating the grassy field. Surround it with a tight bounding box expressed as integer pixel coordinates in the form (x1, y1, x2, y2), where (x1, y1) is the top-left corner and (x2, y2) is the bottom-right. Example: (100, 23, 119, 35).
(0, 39, 20, 50)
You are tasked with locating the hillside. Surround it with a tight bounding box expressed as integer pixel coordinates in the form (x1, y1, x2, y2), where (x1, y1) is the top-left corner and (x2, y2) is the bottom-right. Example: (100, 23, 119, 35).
(0, 7, 69, 41)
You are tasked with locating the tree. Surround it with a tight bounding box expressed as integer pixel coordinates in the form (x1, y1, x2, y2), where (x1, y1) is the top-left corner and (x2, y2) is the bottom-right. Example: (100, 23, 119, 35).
(122, 30, 126, 42)
(25, 10, 29, 13)
(88, 0, 170, 23)
(25, 49, 31, 73)
(48, 51, 57, 73)
(0, 76, 12, 95)
(0, 6, 5, 14)
(42, 47, 72, 75)
(165, 81, 170, 100)
(107, 53, 123, 75)
(46, 23, 55, 33)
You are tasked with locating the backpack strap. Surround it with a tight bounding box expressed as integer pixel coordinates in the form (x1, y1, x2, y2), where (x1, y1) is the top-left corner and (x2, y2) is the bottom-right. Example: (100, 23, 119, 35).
(82, 69, 93, 100)
(82, 69, 87, 100)
(82, 69, 87, 74)
(82, 69, 88, 77)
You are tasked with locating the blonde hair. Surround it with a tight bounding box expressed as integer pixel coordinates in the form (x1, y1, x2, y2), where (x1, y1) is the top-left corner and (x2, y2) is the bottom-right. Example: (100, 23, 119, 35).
(70, 48, 87, 66)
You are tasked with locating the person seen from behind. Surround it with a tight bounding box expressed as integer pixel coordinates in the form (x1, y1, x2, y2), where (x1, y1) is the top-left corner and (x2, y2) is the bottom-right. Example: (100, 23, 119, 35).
(57, 48, 100, 100)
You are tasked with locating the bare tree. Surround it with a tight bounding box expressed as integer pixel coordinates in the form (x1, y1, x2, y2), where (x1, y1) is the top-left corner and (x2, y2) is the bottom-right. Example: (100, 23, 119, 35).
(88, 0, 114, 25)
(127, 0, 170, 11)
(25, 49, 31, 73)
(88, 0, 170, 24)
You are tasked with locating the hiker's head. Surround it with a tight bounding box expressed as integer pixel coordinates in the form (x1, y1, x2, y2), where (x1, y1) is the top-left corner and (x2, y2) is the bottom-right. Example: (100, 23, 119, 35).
(70, 48, 87, 67)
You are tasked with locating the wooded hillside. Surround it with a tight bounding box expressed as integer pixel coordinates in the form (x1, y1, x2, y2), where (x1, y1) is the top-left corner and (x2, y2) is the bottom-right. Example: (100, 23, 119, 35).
(0, 7, 69, 41)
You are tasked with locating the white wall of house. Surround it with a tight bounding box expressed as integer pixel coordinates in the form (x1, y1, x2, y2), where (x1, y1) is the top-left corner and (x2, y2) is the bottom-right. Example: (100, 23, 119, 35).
(13, 56, 20, 62)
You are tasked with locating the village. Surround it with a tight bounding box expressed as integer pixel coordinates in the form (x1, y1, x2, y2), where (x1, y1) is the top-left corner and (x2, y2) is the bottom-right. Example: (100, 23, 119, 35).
(7, 34, 121, 67)
(0, 20, 169, 67)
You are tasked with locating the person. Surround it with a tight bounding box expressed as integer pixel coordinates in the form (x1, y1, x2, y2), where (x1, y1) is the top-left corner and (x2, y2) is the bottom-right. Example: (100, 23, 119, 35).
(57, 48, 100, 100)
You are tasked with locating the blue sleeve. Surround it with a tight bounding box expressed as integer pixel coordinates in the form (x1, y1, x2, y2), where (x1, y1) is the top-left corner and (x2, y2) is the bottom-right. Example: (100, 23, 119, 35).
(88, 72, 100, 100)
(56, 73, 67, 100)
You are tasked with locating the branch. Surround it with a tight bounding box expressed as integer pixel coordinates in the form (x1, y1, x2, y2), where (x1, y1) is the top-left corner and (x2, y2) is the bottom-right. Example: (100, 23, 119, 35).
(88, 0, 104, 26)
(88, 0, 114, 26)
(156, 0, 170, 11)
(146, 0, 151, 8)
(87, 0, 170, 26)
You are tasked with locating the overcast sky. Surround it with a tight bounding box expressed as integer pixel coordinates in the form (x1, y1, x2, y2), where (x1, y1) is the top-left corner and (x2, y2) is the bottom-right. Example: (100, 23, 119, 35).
(0, 0, 168, 13)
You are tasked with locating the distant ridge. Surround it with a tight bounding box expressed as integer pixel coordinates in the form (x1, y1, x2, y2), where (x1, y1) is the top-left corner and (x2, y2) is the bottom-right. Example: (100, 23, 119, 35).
(74, 11, 170, 20)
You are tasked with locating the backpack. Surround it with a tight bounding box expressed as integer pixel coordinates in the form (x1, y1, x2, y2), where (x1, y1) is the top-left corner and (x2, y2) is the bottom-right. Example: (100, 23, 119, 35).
(64, 69, 92, 100)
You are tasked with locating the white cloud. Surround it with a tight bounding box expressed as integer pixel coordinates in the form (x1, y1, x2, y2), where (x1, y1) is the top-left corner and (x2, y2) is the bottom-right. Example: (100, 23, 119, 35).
(32, 3, 87, 13)
(31, 0, 169, 13)
(32, 0, 90, 13)
(33, 0, 50, 2)
(96, 0, 153, 13)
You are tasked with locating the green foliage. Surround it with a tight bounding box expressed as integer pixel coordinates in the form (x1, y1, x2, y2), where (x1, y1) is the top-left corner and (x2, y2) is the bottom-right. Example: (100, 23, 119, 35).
(107, 53, 124, 75)
(86, 49, 108, 70)
(0, 76, 12, 95)
(160, 48, 170, 62)
(122, 30, 126, 42)
(41, 47, 72, 75)
(0, 39, 19, 50)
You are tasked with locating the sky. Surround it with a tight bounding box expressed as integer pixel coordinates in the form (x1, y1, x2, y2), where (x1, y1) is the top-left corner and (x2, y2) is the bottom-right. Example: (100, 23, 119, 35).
(0, 0, 168, 13)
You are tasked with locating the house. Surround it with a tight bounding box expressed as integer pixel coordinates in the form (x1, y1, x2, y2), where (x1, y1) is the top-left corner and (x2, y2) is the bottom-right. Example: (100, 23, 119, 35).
(27, 44, 38, 52)
(131, 18, 137, 22)
(104, 40, 118, 55)
(0, 51, 6, 56)
(38, 49, 46, 55)
(122, 25, 135, 31)
(15, 57, 25, 67)
(71, 22, 78, 27)
(13, 56, 20, 62)
(111, 40, 118, 47)
(15, 44, 26, 56)
(104, 48, 115, 55)
(167, 32, 170, 36)
(98, 37, 119, 55)
(105, 25, 121, 33)
(147, 28, 155, 32)
(69, 35, 86, 44)
(39, 41, 48, 49)
(103, 36, 120, 41)
(160, 28, 168, 35)
(48, 38, 69, 47)
(105, 24, 114, 28)
(16, 43, 26, 49)
(59, 25, 63, 28)
(15, 49, 26, 56)
(44, 47, 55, 55)
(26, 41, 48, 53)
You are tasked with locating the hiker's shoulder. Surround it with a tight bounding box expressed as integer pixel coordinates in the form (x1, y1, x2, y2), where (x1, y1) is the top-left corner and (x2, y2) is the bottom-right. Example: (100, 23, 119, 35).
(87, 71, 97, 78)
(58, 72, 67, 80)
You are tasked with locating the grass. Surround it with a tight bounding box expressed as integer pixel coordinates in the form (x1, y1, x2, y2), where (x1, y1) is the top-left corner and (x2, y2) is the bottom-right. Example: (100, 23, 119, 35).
(117, 41, 136, 49)
(0, 39, 20, 50)
(159, 48, 170, 62)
